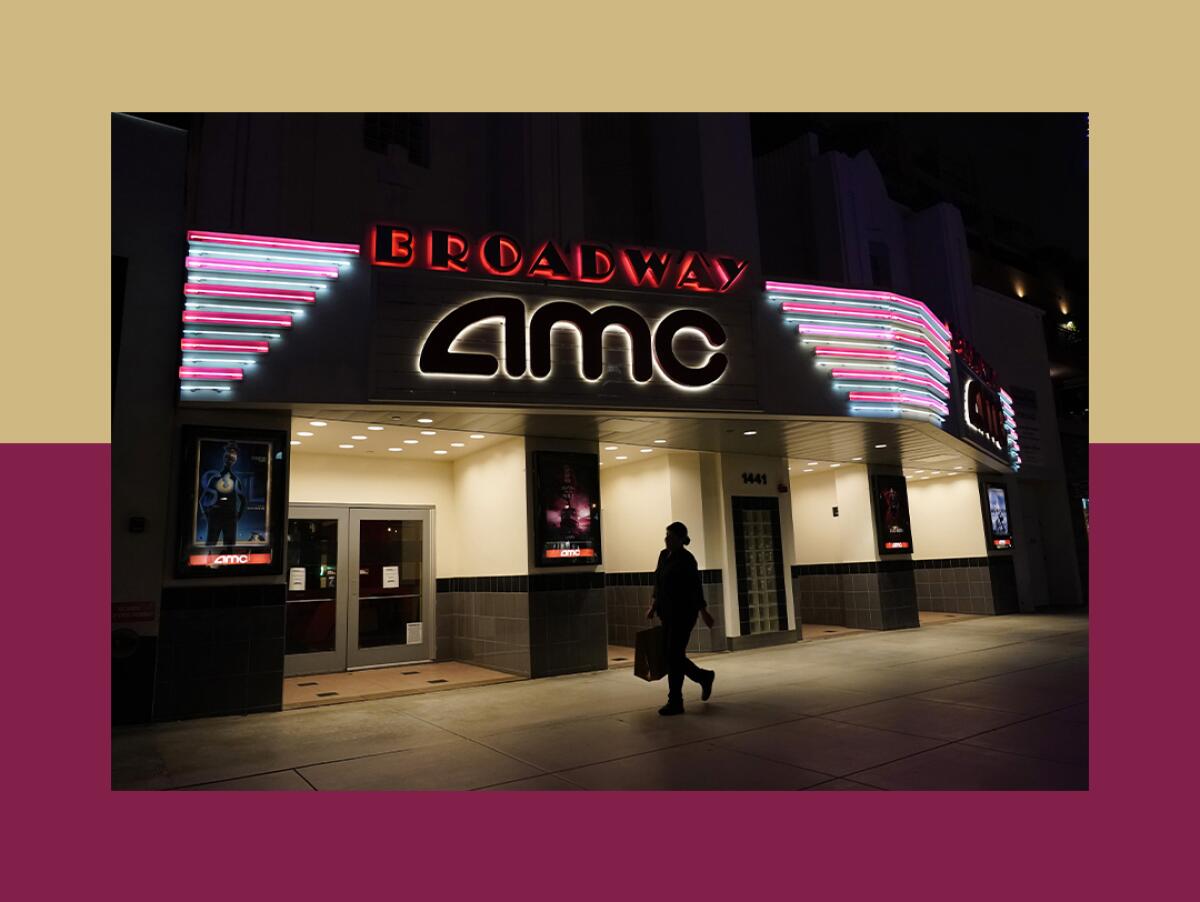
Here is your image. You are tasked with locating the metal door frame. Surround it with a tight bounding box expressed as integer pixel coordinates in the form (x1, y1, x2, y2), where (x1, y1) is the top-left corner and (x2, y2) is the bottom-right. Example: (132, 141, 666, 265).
(284, 505, 350, 677)
(347, 506, 435, 669)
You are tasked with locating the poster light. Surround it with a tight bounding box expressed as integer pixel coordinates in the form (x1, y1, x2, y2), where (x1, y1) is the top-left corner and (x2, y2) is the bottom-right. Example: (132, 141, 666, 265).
(983, 482, 1014, 550)
(870, 473, 915, 556)
(532, 451, 602, 567)
(174, 426, 287, 577)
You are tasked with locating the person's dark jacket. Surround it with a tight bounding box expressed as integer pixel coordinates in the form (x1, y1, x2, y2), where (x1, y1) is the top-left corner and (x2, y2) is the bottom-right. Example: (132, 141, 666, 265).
(652, 547, 707, 620)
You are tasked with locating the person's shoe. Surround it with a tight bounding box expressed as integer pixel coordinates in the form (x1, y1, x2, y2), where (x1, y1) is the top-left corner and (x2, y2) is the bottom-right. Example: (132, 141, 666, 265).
(658, 702, 685, 716)
(700, 670, 715, 702)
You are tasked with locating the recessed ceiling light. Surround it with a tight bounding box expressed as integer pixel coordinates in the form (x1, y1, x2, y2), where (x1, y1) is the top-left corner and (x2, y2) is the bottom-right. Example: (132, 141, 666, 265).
(338, 444, 354, 449)
(653, 439, 667, 444)
(470, 434, 486, 439)
(932, 471, 941, 475)
(387, 447, 403, 452)
(403, 439, 418, 445)
(297, 431, 313, 437)
(640, 448, 653, 453)
(604, 445, 618, 451)
(290, 440, 301, 446)
(615, 455, 628, 461)
(599, 462, 603, 466)
(954, 466, 964, 470)
(417, 418, 433, 424)
(803, 468, 813, 473)
(351, 434, 368, 441)
(309, 421, 327, 427)
(830, 463, 842, 468)
(851, 456, 863, 461)
(368, 425, 384, 431)
(921, 476, 930, 480)
(914, 469, 925, 474)
(743, 430, 757, 436)
(434, 450, 448, 455)
(420, 430, 437, 436)
(807, 462, 819, 466)
(451, 442, 465, 448)
(875, 443, 887, 448)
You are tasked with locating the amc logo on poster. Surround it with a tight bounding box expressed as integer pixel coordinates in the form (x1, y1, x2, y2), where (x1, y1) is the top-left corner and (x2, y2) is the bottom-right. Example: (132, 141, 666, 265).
(533, 451, 602, 567)
(870, 474, 914, 555)
(175, 426, 287, 576)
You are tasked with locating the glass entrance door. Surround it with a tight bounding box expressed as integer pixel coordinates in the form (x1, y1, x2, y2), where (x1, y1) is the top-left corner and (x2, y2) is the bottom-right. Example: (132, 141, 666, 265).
(285, 505, 434, 675)
(284, 506, 349, 676)
(347, 508, 433, 668)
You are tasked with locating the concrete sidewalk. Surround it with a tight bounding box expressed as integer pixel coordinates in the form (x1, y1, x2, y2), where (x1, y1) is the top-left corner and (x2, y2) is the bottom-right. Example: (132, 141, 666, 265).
(112, 612, 1088, 791)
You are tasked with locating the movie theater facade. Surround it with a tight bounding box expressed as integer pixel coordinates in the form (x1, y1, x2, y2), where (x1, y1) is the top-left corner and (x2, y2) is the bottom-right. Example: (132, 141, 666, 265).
(125, 214, 1037, 717)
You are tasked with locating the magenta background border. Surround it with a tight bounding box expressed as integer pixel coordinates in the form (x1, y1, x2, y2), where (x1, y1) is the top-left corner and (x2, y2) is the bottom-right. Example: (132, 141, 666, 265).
(8, 441, 1188, 895)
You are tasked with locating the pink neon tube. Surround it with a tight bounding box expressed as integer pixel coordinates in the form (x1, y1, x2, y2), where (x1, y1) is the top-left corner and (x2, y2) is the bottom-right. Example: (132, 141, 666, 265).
(768, 281, 950, 339)
(848, 391, 948, 412)
(179, 367, 245, 381)
(187, 230, 359, 256)
(181, 338, 269, 353)
(795, 324, 950, 363)
(182, 310, 292, 328)
(831, 370, 951, 396)
(184, 283, 315, 303)
(796, 324, 896, 340)
(813, 347, 945, 372)
(186, 256, 339, 279)
(780, 302, 936, 335)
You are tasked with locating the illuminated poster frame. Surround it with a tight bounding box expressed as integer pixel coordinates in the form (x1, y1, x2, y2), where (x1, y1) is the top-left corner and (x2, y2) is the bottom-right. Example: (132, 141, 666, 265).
(174, 425, 287, 577)
(532, 451, 603, 567)
(982, 481, 1014, 550)
(870, 473, 915, 555)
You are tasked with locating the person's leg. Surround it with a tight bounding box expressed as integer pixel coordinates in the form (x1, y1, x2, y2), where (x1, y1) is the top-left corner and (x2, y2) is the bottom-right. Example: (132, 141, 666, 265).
(682, 655, 706, 684)
(676, 613, 705, 684)
(664, 617, 687, 706)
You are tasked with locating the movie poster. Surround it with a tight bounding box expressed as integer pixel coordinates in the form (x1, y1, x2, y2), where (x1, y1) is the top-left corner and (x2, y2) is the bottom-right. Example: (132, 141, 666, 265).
(534, 451, 602, 566)
(986, 484, 1013, 549)
(176, 427, 285, 575)
(871, 473, 914, 555)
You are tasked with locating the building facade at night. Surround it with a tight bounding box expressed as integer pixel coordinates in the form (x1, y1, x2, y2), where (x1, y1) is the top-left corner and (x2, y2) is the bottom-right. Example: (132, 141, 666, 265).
(112, 113, 1084, 723)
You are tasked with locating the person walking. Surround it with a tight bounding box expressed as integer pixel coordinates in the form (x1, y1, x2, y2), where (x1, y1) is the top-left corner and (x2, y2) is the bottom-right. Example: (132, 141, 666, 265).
(647, 521, 715, 715)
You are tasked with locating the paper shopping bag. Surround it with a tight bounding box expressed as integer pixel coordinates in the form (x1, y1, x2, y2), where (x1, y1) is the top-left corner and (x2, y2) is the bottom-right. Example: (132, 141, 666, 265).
(634, 626, 667, 681)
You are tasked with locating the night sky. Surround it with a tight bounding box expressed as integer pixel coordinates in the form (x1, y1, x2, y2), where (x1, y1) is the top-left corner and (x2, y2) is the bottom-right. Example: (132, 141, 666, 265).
(750, 113, 1088, 266)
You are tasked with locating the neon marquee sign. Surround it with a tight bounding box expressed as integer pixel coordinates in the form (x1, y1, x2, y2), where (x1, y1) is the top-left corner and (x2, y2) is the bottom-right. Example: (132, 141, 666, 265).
(178, 230, 359, 396)
(372, 224, 749, 294)
(953, 340, 1022, 471)
(766, 280, 952, 427)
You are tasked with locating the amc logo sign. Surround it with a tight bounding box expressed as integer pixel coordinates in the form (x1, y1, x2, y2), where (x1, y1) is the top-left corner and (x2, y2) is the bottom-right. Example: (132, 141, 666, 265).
(188, 552, 273, 567)
(420, 297, 728, 389)
(372, 224, 749, 294)
(964, 379, 1005, 450)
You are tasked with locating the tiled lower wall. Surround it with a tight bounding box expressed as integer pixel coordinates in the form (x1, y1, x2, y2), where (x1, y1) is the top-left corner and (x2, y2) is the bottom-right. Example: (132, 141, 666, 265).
(793, 556, 1021, 626)
(154, 583, 286, 720)
(528, 572, 609, 678)
(915, 557, 1018, 614)
(914, 559, 995, 614)
(604, 570, 727, 654)
(435, 577, 531, 677)
(791, 561, 919, 631)
(437, 570, 731, 679)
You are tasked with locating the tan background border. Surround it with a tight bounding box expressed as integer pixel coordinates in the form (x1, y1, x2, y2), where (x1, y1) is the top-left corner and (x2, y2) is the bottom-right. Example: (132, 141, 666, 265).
(0, 2, 1158, 442)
